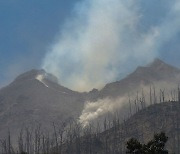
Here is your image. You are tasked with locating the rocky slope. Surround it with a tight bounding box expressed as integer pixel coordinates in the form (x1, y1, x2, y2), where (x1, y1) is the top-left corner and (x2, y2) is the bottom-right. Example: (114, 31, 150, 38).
(0, 69, 86, 142)
(60, 101, 180, 154)
(98, 58, 180, 98)
(0, 58, 180, 145)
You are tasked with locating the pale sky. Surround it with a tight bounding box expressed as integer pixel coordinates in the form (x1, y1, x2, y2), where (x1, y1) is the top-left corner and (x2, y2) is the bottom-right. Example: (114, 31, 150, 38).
(1, 0, 180, 90)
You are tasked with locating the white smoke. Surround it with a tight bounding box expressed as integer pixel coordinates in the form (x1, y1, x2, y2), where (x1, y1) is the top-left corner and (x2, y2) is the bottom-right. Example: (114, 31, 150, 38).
(79, 97, 127, 127)
(42, 0, 180, 91)
(36, 74, 49, 88)
(79, 78, 180, 127)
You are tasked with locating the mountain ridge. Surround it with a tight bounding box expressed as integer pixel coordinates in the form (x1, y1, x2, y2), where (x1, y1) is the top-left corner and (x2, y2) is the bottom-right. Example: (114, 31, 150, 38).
(0, 69, 87, 143)
(98, 58, 180, 98)
(0, 58, 180, 144)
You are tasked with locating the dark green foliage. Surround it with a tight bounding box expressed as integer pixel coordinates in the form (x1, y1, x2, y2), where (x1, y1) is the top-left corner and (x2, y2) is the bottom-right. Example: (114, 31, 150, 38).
(126, 138, 143, 154)
(143, 132, 168, 154)
(126, 132, 168, 154)
(20, 152, 27, 154)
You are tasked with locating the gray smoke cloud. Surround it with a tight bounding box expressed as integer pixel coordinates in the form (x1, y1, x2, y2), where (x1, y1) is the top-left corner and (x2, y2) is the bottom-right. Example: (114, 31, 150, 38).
(79, 97, 127, 127)
(42, 0, 180, 91)
(79, 79, 180, 127)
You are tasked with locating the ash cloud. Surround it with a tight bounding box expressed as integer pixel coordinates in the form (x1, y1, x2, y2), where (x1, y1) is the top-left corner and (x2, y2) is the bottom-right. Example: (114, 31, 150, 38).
(42, 0, 180, 91)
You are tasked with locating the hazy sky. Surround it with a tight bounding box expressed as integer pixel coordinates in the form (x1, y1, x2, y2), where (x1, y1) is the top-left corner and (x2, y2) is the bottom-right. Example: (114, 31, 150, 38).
(0, 0, 78, 87)
(1, 0, 180, 90)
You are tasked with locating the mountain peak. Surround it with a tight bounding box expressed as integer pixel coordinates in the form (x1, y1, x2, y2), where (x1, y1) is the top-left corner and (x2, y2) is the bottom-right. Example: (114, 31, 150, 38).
(146, 58, 179, 73)
(147, 58, 166, 68)
(14, 69, 58, 84)
(131, 58, 167, 76)
(15, 69, 45, 81)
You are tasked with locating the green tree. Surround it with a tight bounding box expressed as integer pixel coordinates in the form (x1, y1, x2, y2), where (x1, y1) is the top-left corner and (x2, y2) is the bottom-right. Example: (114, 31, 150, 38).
(126, 138, 143, 154)
(143, 132, 168, 154)
(126, 132, 168, 154)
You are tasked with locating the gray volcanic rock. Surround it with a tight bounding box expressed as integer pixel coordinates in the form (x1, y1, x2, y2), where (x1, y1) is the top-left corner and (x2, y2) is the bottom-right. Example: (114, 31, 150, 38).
(0, 58, 180, 145)
(98, 58, 180, 98)
(0, 69, 86, 142)
(77, 101, 180, 154)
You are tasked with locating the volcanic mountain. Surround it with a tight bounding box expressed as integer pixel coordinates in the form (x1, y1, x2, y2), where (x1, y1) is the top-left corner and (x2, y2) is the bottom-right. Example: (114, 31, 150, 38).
(98, 58, 180, 98)
(0, 69, 86, 141)
(0, 59, 180, 143)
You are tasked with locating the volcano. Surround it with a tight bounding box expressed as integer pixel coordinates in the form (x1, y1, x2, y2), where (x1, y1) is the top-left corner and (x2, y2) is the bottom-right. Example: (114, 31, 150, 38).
(0, 69, 86, 142)
(0, 59, 180, 143)
(99, 58, 180, 98)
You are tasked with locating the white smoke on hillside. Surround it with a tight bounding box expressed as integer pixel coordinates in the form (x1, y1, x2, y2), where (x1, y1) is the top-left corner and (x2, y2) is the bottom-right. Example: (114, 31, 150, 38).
(79, 79, 180, 127)
(79, 97, 127, 127)
(42, 0, 180, 91)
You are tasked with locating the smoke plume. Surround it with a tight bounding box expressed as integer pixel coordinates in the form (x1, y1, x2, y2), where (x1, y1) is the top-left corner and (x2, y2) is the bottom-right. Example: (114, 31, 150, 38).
(79, 97, 127, 127)
(79, 79, 180, 127)
(42, 0, 180, 91)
